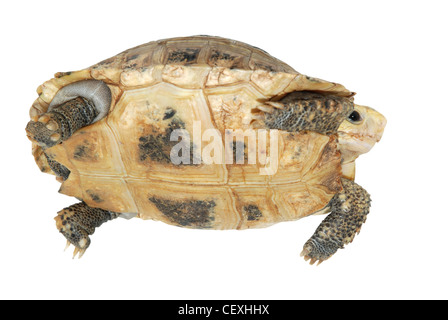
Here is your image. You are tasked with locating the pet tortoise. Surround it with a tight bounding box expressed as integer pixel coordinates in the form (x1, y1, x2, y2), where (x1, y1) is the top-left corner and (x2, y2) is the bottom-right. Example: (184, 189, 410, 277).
(26, 36, 386, 264)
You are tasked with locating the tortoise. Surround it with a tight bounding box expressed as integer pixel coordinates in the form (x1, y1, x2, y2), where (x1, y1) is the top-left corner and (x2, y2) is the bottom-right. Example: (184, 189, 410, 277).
(25, 36, 386, 264)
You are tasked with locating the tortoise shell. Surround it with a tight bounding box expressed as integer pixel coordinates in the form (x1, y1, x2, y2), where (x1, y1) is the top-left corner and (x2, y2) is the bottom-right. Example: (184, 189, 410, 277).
(29, 36, 353, 230)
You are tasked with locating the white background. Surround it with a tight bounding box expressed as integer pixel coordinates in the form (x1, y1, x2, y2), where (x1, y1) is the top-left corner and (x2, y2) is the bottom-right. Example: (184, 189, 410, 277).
(1, 0, 447, 300)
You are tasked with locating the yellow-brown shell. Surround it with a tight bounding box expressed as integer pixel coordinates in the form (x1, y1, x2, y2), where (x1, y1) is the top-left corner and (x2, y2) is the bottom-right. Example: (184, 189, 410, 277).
(29, 36, 353, 229)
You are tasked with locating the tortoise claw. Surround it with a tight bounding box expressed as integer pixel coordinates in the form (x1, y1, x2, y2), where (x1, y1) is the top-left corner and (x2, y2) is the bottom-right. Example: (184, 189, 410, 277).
(300, 252, 325, 266)
(55, 208, 92, 259)
(63, 240, 87, 259)
(300, 248, 320, 265)
(72, 247, 87, 259)
(300, 239, 339, 266)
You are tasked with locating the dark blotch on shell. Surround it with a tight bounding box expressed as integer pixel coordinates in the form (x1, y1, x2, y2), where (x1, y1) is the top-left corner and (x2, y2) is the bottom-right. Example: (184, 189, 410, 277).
(149, 197, 216, 228)
(163, 108, 176, 120)
(73, 139, 97, 161)
(243, 204, 263, 221)
(209, 50, 244, 69)
(126, 54, 139, 62)
(167, 48, 200, 64)
(86, 190, 104, 203)
(138, 118, 185, 163)
(138, 118, 198, 165)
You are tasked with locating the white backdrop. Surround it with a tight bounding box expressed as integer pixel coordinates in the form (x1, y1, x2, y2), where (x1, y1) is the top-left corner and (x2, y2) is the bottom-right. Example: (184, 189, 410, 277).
(1, 0, 447, 300)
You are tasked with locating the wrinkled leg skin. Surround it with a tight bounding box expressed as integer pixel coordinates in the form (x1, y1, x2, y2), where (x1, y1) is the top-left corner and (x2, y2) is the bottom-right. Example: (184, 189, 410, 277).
(54, 202, 119, 258)
(301, 179, 371, 265)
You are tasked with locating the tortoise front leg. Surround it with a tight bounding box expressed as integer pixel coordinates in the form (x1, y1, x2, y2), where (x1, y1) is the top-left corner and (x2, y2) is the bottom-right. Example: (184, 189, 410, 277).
(258, 91, 354, 135)
(301, 178, 371, 265)
(54, 202, 120, 258)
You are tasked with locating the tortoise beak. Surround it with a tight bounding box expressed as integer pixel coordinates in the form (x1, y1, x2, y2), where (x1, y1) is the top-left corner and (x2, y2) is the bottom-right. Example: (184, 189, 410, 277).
(363, 106, 387, 143)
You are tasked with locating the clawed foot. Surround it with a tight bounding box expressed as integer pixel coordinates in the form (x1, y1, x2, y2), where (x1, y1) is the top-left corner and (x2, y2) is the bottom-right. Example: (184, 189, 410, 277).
(300, 238, 341, 266)
(300, 179, 371, 265)
(53, 202, 117, 259)
(55, 208, 92, 259)
(26, 113, 62, 148)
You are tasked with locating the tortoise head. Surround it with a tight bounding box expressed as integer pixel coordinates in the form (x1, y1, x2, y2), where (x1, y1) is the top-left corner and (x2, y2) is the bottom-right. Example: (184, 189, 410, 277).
(337, 104, 387, 166)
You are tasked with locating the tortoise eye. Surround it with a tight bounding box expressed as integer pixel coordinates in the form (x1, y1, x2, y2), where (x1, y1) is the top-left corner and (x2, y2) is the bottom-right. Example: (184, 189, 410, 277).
(348, 110, 362, 123)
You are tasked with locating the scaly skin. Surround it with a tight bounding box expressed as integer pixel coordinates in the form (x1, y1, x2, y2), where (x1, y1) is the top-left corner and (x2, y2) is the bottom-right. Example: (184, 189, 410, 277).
(261, 91, 354, 135)
(55, 202, 119, 258)
(25, 97, 98, 149)
(301, 179, 371, 265)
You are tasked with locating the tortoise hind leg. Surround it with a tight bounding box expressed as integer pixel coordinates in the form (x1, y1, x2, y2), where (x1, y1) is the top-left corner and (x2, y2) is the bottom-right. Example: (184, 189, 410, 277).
(25, 80, 111, 149)
(55, 202, 120, 258)
(300, 178, 371, 265)
(26, 97, 98, 148)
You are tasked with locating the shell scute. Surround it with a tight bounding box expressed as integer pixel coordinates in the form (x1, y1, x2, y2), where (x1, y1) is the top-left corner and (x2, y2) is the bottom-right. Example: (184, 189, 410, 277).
(55, 120, 124, 176)
(205, 67, 251, 87)
(250, 70, 297, 96)
(162, 64, 211, 89)
(206, 43, 252, 69)
(106, 82, 226, 184)
(231, 185, 280, 229)
(128, 179, 239, 229)
(80, 176, 138, 213)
